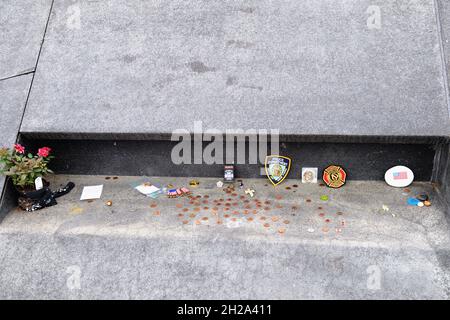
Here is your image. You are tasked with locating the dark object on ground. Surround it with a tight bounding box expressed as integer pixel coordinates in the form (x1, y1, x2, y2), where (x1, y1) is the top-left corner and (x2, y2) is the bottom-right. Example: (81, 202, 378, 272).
(416, 194, 429, 202)
(18, 182, 75, 212)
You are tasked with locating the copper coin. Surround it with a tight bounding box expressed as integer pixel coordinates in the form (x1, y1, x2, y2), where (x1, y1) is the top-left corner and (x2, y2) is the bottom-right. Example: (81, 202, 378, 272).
(224, 214, 230, 218)
(176, 203, 183, 208)
(306, 199, 311, 203)
(182, 220, 189, 224)
(278, 228, 286, 234)
(150, 203, 157, 208)
(216, 220, 223, 225)
(247, 217, 254, 222)
(283, 220, 290, 224)
(178, 213, 183, 217)
(153, 211, 160, 216)
(264, 223, 270, 228)
(202, 217, 208, 221)
(189, 213, 196, 218)
(183, 208, 189, 212)
(271, 216, 279, 222)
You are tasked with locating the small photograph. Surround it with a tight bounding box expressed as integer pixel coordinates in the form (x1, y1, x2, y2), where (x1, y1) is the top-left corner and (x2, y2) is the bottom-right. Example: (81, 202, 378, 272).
(302, 167, 318, 183)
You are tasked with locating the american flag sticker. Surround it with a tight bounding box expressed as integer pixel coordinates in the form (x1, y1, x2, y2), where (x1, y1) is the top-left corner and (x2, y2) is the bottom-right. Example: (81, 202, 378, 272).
(393, 172, 408, 180)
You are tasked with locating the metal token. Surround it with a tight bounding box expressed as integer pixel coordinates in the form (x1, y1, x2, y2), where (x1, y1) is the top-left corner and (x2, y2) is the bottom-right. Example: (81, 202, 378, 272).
(322, 165, 346, 188)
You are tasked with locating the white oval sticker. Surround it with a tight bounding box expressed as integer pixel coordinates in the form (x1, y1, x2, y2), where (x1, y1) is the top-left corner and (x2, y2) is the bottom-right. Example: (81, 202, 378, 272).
(384, 166, 414, 187)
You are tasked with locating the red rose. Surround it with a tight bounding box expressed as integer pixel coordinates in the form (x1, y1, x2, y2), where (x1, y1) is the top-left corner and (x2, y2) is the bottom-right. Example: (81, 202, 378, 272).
(14, 144, 25, 154)
(38, 147, 51, 158)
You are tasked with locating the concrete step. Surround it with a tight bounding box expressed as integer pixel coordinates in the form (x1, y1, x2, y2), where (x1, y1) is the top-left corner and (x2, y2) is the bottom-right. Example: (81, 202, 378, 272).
(0, 175, 449, 299)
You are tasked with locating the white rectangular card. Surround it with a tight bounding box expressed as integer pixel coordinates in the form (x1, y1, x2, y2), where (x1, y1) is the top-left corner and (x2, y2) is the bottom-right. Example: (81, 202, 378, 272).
(80, 185, 104, 200)
(135, 184, 160, 195)
(35, 177, 43, 190)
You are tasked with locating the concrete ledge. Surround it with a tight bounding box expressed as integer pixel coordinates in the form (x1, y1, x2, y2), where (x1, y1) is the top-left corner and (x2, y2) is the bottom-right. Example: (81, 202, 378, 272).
(21, 0, 450, 137)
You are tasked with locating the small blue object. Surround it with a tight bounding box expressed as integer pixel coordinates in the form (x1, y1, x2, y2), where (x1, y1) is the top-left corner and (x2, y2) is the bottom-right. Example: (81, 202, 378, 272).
(407, 197, 420, 206)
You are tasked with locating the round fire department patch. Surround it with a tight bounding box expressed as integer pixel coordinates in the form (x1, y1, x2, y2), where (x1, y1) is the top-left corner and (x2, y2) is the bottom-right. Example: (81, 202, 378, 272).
(322, 165, 347, 188)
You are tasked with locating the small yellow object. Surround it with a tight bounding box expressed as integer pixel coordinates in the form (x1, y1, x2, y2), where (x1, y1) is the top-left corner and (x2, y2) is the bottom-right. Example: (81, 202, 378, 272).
(106, 200, 113, 206)
(424, 200, 431, 207)
(189, 180, 200, 186)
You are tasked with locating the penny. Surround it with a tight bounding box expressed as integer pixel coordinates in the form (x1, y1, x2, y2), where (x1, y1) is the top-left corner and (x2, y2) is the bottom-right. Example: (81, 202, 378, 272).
(278, 228, 286, 234)
(105, 177, 111, 180)
(260, 216, 266, 221)
(203, 207, 209, 210)
(176, 203, 183, 208)
(212, 207, 218, 211)
(271, 216, 279, 222)
(275, 195, 283, 200)
(178, 213, 183, 217)
(150, 203, 157, 208)
(182, 220, 189, 224)
(183, 208, 189, 212)
(325, 219, 330, 223)
(264, 223, 270, 228)
(322, 227, 329, 233)
(336, 211, 344, 216)
(283, 220, 290, 224)
(106, 201, 113, 206)
(319, 213, 325, 217)
(113, 177, 118, 180)
(194, 207, 200, 212)
(195, 220, 201, 225)
(153, 211, 160, 216)
(276, 204, 283, 209)
(189, 213, 196, 218)
(306, 199, 311, 203)
(317, 207, 323, 210)
(231, 218, 237, 222)
(264, 207, 271, 211)
(247, 217, 254, 222)
(265, 200, 271, 205)
(216, 220, 223, 224)
(224, 214, 230, 218)
(424, 201, 431, 207)
(202, 217, 208, 221)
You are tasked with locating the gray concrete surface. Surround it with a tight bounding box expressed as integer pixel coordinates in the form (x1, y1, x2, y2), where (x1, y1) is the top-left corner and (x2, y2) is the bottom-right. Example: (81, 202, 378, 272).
(437, 0, 450, 99)
(0, 74, 33, 211)
(21, 0, 450, 137)
(0, 175, 449, 299)
(0, 0, 52, 79)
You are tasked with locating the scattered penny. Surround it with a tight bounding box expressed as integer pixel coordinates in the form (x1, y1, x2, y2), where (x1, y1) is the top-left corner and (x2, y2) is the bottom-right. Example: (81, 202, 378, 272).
(106, 201, 113, 206)
(153, 210, 160, 216)
(105, 177, 111, 180)
(322, 227, 329, 233)
(325, 219, 330, 223)
(276, 204, 283, 209)
(317, 207, 323, 210)
(194, 207, 200, 212)
(182, 220, 189, 224)
(178, 213, 183, 218)
(275, 195, 283, 200)
(247, 217, 254, 222)
(319, 213, 325, 217)
(183, 208, 189, 212)
(189, 213, 196, 218)
(283, 220, 290, 224)
(224, 214, 230, 218)
(336, 211, 344, 216)
(176, 203, 183, 208)
(150, 203, 157, 208)
(271, 216, 279, 222)
(202, 217, 208, 221)
(195, 220, 201, 225)
(216, 220, 223, 225)
(260, 216, 267, 221)
(424, 201, 432, 207)
(264, 223, 270, 228)
(278, 228, 286, 234)
(112, 177, 118, 180)
(306, 199, 311, 203)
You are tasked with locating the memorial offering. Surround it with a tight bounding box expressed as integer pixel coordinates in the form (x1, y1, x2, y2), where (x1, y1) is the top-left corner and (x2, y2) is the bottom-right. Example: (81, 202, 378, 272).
(302, 167, 318, 183)
(322, 165, 346, 188)
(265, 155, 291, 186)
(224, 165, 234, 182)
(384, 166, 414, 188)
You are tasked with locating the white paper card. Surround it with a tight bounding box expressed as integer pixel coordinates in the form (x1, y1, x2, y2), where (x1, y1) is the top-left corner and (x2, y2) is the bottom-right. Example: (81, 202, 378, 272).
(136, 183, 159, 195)
(35, 177, 43, 190)
(135, 184, 160, 195)
(80, 185, 103, 200)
